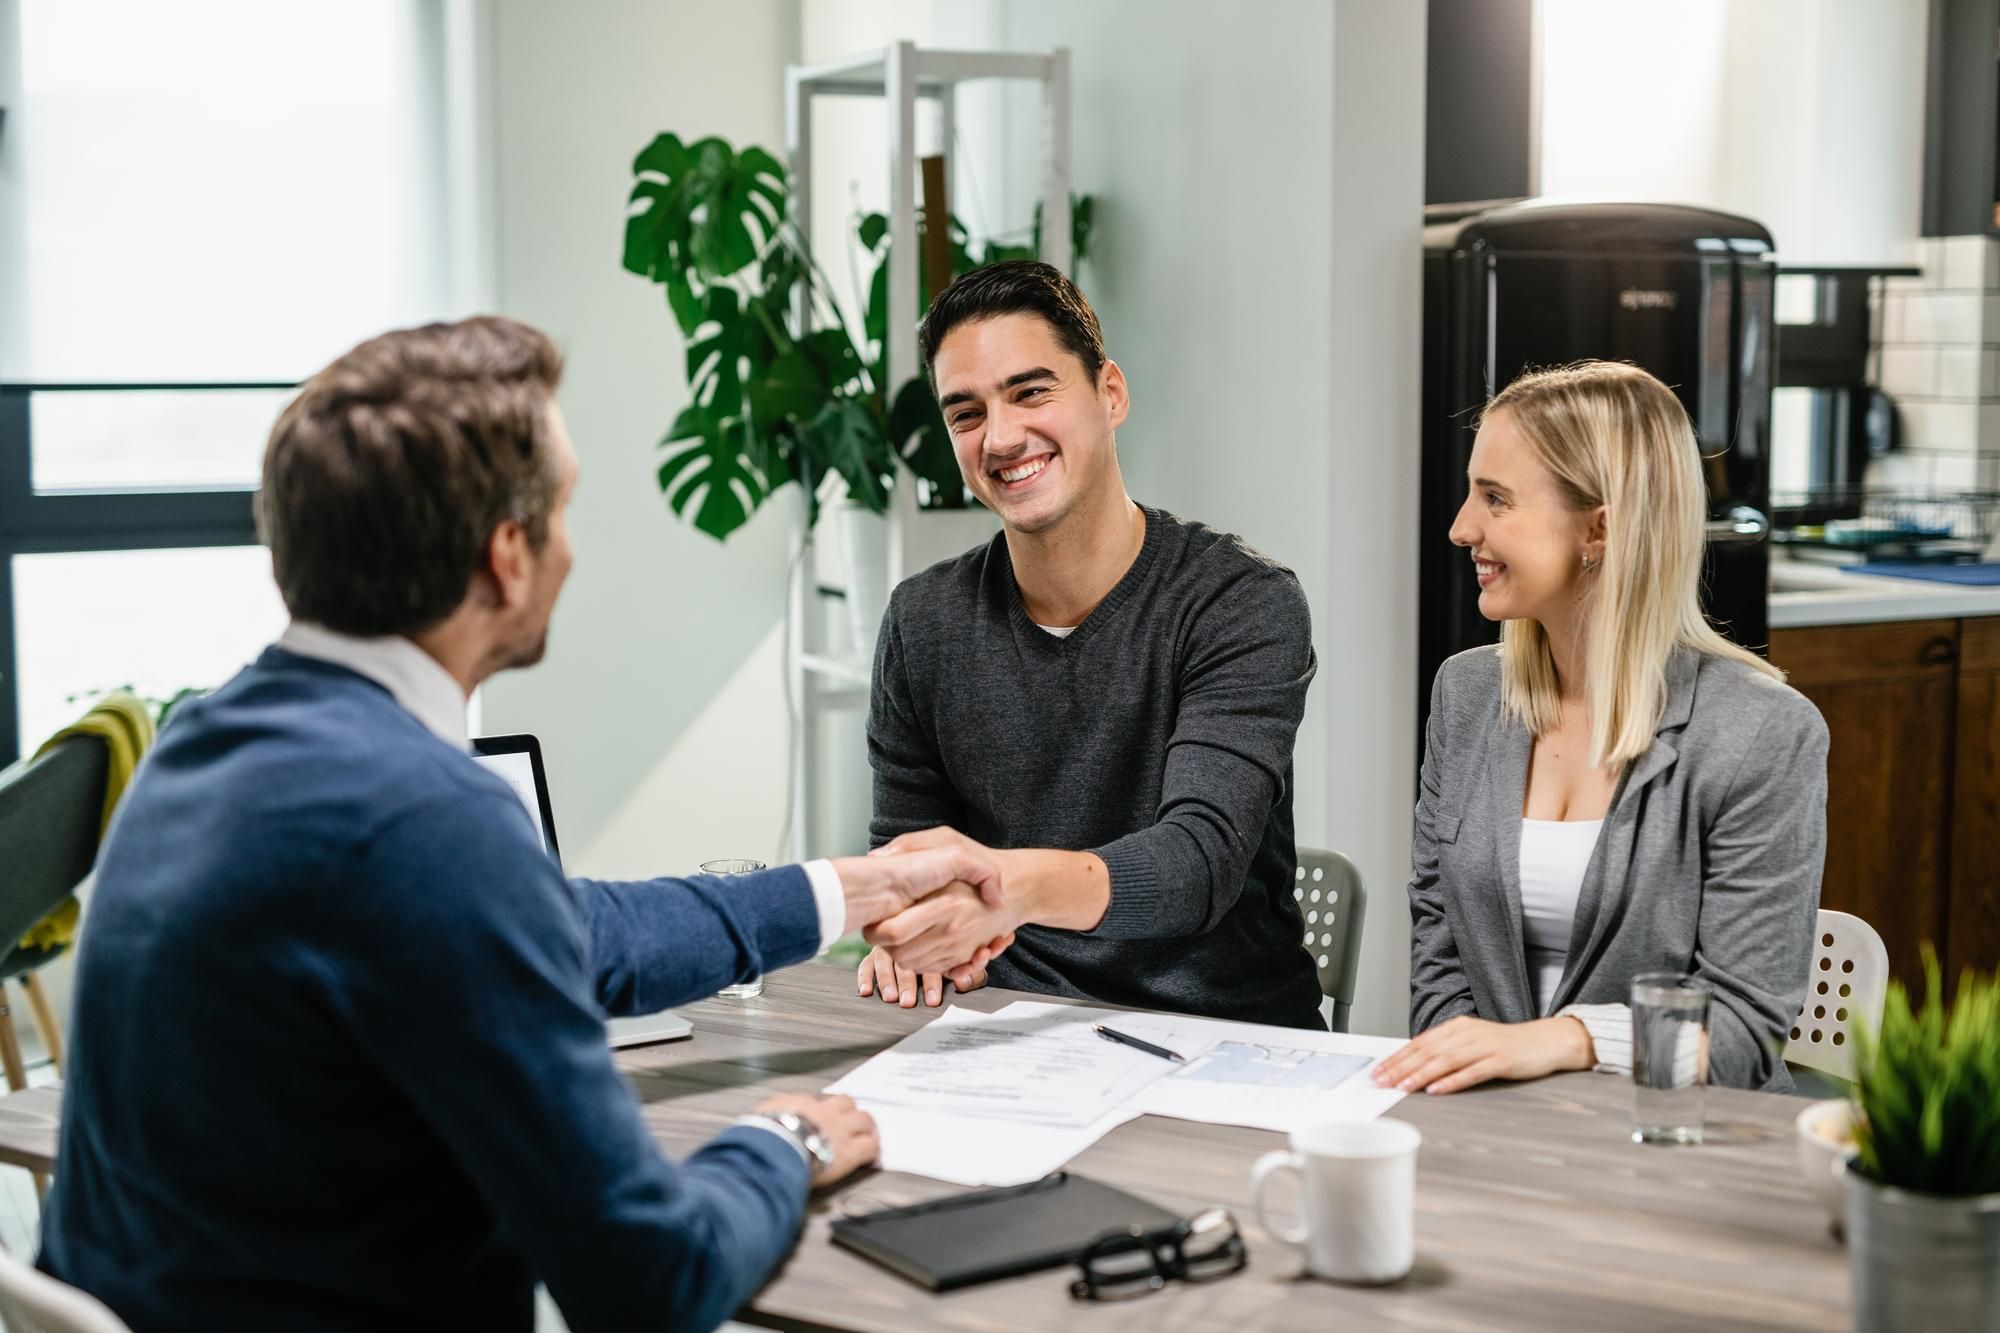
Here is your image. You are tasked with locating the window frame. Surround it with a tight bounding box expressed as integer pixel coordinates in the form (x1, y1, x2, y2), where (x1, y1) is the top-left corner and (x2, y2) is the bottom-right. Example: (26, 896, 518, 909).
(0, 381, 289, 763)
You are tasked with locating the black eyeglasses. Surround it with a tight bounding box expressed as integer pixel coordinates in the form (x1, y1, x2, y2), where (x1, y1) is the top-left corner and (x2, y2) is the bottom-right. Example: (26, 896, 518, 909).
(1070, 1206, 1248, 1301)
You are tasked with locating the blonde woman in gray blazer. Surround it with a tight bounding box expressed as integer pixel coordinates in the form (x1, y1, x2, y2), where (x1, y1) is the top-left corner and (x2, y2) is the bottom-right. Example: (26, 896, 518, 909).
(1374, 362, 1828, 1096)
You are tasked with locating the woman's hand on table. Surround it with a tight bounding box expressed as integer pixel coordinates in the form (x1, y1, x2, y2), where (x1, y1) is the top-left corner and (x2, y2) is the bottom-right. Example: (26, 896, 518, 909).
(1370, 1014, 1594, 1094)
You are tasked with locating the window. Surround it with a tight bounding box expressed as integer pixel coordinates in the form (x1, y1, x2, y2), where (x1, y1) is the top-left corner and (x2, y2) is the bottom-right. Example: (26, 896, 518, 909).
(12, 547, 287, 749)
(0, 0, 480, 762)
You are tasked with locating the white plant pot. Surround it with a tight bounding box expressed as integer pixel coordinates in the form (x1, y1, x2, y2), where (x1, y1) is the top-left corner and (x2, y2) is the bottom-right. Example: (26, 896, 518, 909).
(834, 502, 891, 658)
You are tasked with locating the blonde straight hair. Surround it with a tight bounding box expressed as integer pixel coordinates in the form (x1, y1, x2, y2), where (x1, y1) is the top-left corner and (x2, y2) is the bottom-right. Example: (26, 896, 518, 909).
(1484, 361, 1782, 770)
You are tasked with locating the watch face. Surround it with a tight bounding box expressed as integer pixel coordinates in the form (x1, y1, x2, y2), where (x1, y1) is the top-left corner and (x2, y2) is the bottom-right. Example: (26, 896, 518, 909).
(781, 1112, 834, 1174)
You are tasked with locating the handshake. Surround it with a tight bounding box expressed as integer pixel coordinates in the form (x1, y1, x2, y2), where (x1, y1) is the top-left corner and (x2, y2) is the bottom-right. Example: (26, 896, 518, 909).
(829, 828, 1023, 1006)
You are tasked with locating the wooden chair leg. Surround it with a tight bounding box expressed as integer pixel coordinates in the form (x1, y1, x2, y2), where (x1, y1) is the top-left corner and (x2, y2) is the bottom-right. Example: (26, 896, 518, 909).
(20, 975, 61, 1077)
(0, 993, 25, 1093)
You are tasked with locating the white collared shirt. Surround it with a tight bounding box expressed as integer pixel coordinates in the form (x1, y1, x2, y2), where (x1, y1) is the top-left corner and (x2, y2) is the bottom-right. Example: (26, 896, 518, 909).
(272, 622, 847, 951)
(277, 622, 471, 748)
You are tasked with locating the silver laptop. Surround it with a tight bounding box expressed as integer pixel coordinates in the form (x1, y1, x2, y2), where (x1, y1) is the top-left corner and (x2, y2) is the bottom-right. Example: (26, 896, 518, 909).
(470, 734, 693, 1049)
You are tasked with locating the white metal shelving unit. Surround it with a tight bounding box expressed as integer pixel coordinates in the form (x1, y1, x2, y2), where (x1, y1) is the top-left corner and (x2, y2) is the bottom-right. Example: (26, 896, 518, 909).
(783, 42, 1071, 863)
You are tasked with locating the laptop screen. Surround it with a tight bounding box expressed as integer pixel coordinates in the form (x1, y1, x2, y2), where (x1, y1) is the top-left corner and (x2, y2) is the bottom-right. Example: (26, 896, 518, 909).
(470, 734, 561, 866)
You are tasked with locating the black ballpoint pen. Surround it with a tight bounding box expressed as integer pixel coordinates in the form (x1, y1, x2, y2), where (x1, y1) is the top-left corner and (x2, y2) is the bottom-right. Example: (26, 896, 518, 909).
(1093, 1024, 1186, 1063)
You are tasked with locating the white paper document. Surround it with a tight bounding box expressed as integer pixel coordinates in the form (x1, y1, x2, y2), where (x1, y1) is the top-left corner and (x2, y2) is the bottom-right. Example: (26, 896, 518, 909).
(993, 1001, 1409, 1134)
(826, 1004, 1178, 1127)
(862, 1103, 1140, 1187)
(829, 1001, 1412, 1185)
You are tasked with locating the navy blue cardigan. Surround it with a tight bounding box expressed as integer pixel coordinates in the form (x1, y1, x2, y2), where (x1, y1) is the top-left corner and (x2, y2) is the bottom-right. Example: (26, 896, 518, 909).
(40, 648, 822, 1333)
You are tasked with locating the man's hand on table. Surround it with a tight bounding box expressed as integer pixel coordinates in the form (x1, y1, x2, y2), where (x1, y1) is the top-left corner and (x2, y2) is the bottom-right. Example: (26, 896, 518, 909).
(751, 1092, 879, 1188)
(857, 930, 1014, 1007)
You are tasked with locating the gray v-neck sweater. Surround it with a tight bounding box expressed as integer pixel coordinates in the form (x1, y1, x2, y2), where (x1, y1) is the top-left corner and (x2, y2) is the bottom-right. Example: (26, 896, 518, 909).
(867, 506, 1325, 1029)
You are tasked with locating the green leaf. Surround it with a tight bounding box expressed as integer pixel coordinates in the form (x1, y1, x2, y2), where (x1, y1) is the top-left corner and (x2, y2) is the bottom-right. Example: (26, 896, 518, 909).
(798, 399, 891, 512)
(747, 346, 824, 428)
(685, 285, 770, 416)
(800, 327, 865, 394)
(627, 133, 791, 287)
(657, 406, 770, 541)
(623, 180, 690, 283)
(1028, 192, 1096, 275)
(664, 272, 701, 337)
(632, 131, 692, 179)
(980, 241, 1036, 267)
(858, 212, 888, 252)
(864, 256, 889, 352)
(1072, 193, 1095, 266)
(1852, 945, 2000, 1196)
(888, 375, 960, 499)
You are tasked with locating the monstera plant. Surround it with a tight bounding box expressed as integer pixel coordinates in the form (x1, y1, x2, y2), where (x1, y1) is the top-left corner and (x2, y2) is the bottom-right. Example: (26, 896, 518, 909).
(621, 132, 1091, 541)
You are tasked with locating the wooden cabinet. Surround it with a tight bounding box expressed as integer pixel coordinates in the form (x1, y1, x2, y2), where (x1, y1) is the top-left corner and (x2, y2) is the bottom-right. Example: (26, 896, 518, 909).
(1770, 617, 1999, 988)
(1951, 618, 2000, 981)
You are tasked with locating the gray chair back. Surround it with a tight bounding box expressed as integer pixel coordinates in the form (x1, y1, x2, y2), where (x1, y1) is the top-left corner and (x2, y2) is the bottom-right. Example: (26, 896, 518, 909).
(0, 736, 109, 947)
(1294, 847, 1367, 1032)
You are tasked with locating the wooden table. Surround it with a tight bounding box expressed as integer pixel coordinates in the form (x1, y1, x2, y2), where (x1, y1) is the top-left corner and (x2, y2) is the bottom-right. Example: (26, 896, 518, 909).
(0, 966, 1850, 1330)
(624, 966, 1849, 1332)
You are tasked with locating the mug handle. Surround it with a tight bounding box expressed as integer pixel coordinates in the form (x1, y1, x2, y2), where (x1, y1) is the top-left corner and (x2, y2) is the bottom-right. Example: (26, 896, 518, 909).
(1249, 1149, 1309, 1249)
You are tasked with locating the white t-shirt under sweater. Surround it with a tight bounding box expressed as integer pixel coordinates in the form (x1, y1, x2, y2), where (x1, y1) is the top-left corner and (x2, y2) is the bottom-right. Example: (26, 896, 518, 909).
(1519, 818, 1603, 1015)
(1521, 817, 1637, 1074)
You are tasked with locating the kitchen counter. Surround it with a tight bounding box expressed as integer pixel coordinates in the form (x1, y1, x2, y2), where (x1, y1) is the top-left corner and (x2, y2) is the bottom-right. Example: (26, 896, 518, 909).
(1769, 557, 2000, 628)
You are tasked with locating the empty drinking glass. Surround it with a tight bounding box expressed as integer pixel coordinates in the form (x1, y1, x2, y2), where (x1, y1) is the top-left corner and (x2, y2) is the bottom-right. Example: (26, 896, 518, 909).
(1631, 972, 1711, 1145)
(702, 859, 767, 998)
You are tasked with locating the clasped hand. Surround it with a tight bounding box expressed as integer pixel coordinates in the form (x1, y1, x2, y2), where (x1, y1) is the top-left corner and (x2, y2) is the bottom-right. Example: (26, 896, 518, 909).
(857, 828, 1022, 1006)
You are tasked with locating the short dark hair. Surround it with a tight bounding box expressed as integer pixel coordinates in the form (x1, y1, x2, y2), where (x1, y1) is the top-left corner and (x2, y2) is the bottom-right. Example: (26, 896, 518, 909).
(918, 260, 1106, 387)
(256, 316, 565, 637)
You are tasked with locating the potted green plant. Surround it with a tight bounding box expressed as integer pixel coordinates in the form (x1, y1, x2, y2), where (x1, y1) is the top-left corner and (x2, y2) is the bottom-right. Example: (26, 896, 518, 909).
(1842, 950, 2000, 1332)
(620, 132, 1091, 543)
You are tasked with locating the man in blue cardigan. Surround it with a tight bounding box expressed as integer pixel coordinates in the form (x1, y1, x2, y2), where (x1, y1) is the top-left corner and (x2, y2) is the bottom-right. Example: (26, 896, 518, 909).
(37, 317, 1008, 1333)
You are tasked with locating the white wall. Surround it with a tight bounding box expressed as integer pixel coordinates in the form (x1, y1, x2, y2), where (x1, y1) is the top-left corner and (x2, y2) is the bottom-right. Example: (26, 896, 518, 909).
(479, 0, 806, 878)
(802, 0, 1427, 1035)
(1717, 0, 1927, 264)
(1537, 0, 1731, 206)
(1538, 0, 1928, 264)
(1325, 2, 1426, 1035)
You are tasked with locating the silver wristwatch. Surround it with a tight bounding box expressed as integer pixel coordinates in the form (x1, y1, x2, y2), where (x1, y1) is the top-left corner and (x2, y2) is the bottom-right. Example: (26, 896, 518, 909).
(760, 1110, 835, 1182)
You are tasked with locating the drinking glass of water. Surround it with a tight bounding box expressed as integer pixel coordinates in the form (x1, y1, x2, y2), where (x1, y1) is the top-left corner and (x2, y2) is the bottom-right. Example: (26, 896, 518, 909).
(702, 859, 767, 999)
(1630, 972, 1711, 1145)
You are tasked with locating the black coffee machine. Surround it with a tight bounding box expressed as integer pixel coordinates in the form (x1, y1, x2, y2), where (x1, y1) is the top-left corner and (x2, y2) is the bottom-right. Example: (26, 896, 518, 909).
(1418, 199, 1776, 740)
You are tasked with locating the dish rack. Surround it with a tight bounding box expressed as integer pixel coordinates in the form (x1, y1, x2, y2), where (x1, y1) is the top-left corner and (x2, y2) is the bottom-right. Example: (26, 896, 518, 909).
(1771, 487, 2000, 560)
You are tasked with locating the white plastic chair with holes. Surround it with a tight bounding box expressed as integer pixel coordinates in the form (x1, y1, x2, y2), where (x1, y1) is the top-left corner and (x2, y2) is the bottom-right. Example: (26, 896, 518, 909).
(1294, 848, 1367, 1032)
(1783, 909, 1890, 1085)
(0, 1243, 132, 1333)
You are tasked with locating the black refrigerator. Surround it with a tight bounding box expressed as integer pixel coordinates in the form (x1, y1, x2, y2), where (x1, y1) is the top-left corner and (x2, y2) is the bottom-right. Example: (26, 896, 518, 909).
(1418, 199, 1777, 740)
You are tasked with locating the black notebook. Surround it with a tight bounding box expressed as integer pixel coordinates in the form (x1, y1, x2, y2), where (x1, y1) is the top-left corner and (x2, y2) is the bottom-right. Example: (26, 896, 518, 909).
(830, 1173, 1181, 1292)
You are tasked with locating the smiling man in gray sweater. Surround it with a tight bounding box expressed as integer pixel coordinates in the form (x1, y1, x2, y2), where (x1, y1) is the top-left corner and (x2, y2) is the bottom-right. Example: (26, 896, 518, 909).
(856, 261, 1325, 1030)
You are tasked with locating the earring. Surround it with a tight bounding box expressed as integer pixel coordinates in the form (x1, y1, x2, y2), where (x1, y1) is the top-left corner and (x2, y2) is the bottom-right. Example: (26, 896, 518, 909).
(1581, 553, 1599, 574)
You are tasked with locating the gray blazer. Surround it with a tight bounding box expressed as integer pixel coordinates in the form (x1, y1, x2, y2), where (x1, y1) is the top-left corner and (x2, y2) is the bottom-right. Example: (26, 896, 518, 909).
(1408, 644, 1829, 1091)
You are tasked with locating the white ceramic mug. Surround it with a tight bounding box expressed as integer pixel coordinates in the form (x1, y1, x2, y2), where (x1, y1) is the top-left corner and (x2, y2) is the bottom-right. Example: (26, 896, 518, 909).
(1249, 1118, 1421, 1284)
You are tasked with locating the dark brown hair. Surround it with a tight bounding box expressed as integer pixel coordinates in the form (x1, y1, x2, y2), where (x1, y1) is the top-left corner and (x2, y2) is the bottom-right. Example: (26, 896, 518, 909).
(918, 259, 1106, 386)
(256, 316, 564, 637)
